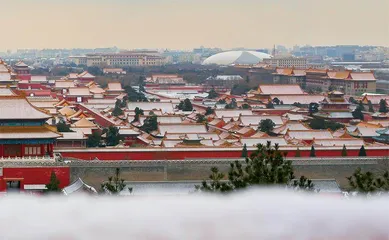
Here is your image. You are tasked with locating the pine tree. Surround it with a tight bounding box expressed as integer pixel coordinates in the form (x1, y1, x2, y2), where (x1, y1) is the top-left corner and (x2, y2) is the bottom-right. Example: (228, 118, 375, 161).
(101, 168, 127, 194)
(56, 119, 72, 132)
(368, 100, 375, 113)
(225, 98, 238, 109)
(207, 89, 218, 99)
(295, 148, 301, 157)
(349, 97, 358, 104)
(87, 131, 101, 147)
(205, 107, 214, 116)
(310, 145, 316, 157)
(241, 144, 248, 158)
(258, 119, 275, 134)
(112, 99, 124, 117)
(341, 145, 348, 157)
(379, 99, 388, 113)
(241, 104, 250, 109)
(308, 102, 319, 116)
(358, 101, 365, 111)
(45, 172, 61, 193)
(119, 97, 128, 108)
(196, 114, 207, 124)
(358, 145, 367, 156)
(141, 115, 158, 133)
(177, 98, 193, 111)
(105, 126, 123, 146)
(292, 176, 315, 192)
(133, 107, 144, 122)
(272, 97, 280, 105)
(352, 105, 364, 120)
(266, 101, 274, 109)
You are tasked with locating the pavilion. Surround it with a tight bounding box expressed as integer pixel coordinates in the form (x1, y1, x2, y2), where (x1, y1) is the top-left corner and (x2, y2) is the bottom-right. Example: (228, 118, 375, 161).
(0, 95, 61, 159)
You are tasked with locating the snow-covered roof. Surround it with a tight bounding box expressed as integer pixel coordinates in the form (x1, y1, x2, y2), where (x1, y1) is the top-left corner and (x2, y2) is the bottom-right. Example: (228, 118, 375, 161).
(0, 126, 61, 139)
(353, 127, 383, 137)
(258, 84, 304, 95)
(107, 82, 123, 91)
(58, 131, 87, 140)
(30, 76, 47, 83)
(215, 109, 253, 119)
(127, 102, 175, 114)
(0, 88, 16, 96)
(139, 116, 183, 125)
(283, 113, 308, 121)
(287, 130, 333, 140)
(118, 128, 139, 135)
(62, 178, 97, 195)
(89, 87, 105, 94)
(77, 71, 95, 79)
(0, 96, 52, 120)
(206, 75, 243, 81)
(240, 137, 288, 147)
(158, 123, 207, 135)
(14, 61, 28, 67)
(239, 115, 284, 126)
(71, 118, 97, 128)
(55, 80, 75, 89)
(271, 95, 325, 105)
(58, 106, 76, 117)
(313, 139, 365, 147)
(68, 87, 92, 96)
(273, 122, 310, 135)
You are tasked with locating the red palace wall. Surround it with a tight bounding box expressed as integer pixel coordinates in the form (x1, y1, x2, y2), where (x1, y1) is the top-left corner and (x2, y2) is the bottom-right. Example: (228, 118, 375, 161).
(58, 147, 389, 161)
(17, 75, 32, 81)
(0, 167, 70, 192)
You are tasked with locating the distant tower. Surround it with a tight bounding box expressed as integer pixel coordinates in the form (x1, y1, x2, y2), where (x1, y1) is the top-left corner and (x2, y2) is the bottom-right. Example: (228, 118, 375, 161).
(272, 45, 276, 57)
(14, 61, 31, 81)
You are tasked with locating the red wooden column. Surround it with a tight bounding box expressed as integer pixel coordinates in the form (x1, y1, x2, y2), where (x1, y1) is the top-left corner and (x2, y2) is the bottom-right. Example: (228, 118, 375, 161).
(20, 144, 25, 157)
(40, 144, 45, 156)
(49, 143, 54, 157)
(0, 144, 3, 158)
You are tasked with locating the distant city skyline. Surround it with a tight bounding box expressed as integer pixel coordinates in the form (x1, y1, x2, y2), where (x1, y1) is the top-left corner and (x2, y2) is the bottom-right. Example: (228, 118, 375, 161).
(1, 0, 388, 51)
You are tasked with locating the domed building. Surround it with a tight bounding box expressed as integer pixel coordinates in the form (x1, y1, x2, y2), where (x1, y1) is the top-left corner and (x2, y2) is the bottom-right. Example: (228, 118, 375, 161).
(202, 50, 271, 65)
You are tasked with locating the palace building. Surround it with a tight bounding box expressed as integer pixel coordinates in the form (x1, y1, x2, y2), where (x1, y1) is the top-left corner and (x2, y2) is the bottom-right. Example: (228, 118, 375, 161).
(13, 61, 31, 81)
(0, 89, 69, 193)
(314, 91, 354, 123)
(0, 94, 61, 159)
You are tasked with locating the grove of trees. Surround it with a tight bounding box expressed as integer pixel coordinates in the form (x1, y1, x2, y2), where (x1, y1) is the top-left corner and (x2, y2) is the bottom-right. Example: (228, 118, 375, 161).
(177, 98, 193, 111)
(347, 168, 389, 194)
(197, 142, 314, 193)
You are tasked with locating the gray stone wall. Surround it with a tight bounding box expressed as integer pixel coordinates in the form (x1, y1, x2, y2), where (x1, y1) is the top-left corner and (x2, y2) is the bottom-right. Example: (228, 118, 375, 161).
(68, 157, 389, 190)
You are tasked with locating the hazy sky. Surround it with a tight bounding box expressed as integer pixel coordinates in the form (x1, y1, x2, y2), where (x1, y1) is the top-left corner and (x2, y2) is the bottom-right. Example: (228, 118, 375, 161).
(1, 0, 388, 51)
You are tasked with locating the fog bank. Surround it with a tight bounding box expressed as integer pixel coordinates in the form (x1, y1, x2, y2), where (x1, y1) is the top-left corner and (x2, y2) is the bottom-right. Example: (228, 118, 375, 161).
(1, 190, 388, 239)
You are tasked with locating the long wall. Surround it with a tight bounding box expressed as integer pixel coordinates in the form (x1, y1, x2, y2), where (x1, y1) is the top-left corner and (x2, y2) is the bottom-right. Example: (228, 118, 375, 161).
(68, 157, 389, 190)
(57, 146, 389, 160)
